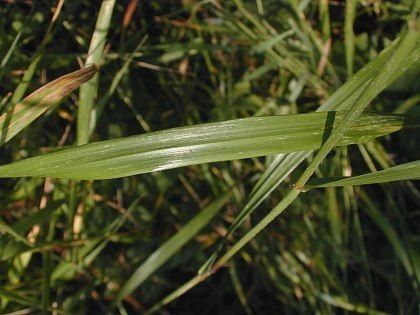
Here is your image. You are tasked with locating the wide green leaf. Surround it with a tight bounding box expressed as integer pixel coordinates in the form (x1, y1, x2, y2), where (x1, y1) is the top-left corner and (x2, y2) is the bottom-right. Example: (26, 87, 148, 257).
(0, 111, 407, 180)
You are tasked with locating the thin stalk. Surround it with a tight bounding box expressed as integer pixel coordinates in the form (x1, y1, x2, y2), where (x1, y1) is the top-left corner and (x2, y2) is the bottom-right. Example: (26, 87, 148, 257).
(70, 0, 115, 256)
(42, 213, 58, 314)
(41, 251, 51, 315)
(345, 0, 357, 77)
(215, 189, 300, 267)
(66, 180, 78, 241)
(319, 0, 331, 42)
(77, 0, 116, 145)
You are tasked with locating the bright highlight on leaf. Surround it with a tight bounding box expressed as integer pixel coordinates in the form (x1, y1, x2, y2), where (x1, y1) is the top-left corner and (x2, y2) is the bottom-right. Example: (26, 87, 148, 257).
(0, 111, 408, 180)
(0, 66, 97, 145)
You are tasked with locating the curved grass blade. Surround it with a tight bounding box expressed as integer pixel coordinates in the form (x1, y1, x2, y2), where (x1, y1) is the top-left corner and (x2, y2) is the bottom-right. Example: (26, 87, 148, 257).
(0, 112, 406, 180)
(0, 66, 97, 145)
(114, 191, 231, 304)
(305, 160, 420, 189)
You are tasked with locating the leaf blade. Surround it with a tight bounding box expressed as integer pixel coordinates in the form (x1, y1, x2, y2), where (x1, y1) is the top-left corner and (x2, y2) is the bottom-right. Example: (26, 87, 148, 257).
(0, 112, 406, 180)
(114, 192, 231, 303)
(0, 66, 97, 145)
(305, 160, 420, 188)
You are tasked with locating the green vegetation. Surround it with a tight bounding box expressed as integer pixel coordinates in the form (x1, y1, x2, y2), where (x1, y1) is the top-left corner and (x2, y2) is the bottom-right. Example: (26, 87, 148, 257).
(0, 1, 419, 314)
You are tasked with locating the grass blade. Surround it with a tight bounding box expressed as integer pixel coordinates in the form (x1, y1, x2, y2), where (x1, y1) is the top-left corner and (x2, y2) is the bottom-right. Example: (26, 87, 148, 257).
(305, 160, 420, 188)
(345, 0, 357, 77)
(50, 199, 139, 282)
(11, 201, 62, 234)
(114, 192, 231, 303)
(77, 0, 116, 146)
(9, 0, 65, 104)
(359, 190, 420, 286)
(0, 220, 32, 247)
(0, 66, 97, 145)
(319, 0, 331, 42)
(41, 251, 52, 315)
(0, 287, 39, 309)
(0, 112, 407, 180)
(317, 292, 386, 315)
(95, 36, 148, 122)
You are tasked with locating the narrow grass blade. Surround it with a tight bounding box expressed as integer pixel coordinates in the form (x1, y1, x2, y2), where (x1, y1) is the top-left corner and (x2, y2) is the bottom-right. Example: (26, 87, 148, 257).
(0, 201, 63, 261)
(319, 0, 331, 42)
(0, 287, 39, 309)
(11, 201, 62, 234)
(145, 271, 210, 315)
(344, 0, 357, 77)
(114, 192, 231, 303)
(77, 0, 116, 145)
(95, 36, 148, 122)
(305, 160, 420, 189)
(0, 28, 22, 70)
(0, 112, 407, 180)
(322, 46, 420, 112)
(0, 66, 97, 145)
(51, 199, 139, 282)
(0, 220, 32, 247)
(9, 0, 65, 104)
(252, 29, 295, 53)
(317, 292, 387, 315)
(41, 251, 52, 315)
(229, 263, 252, 315)
(359, 190, 420, 286)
